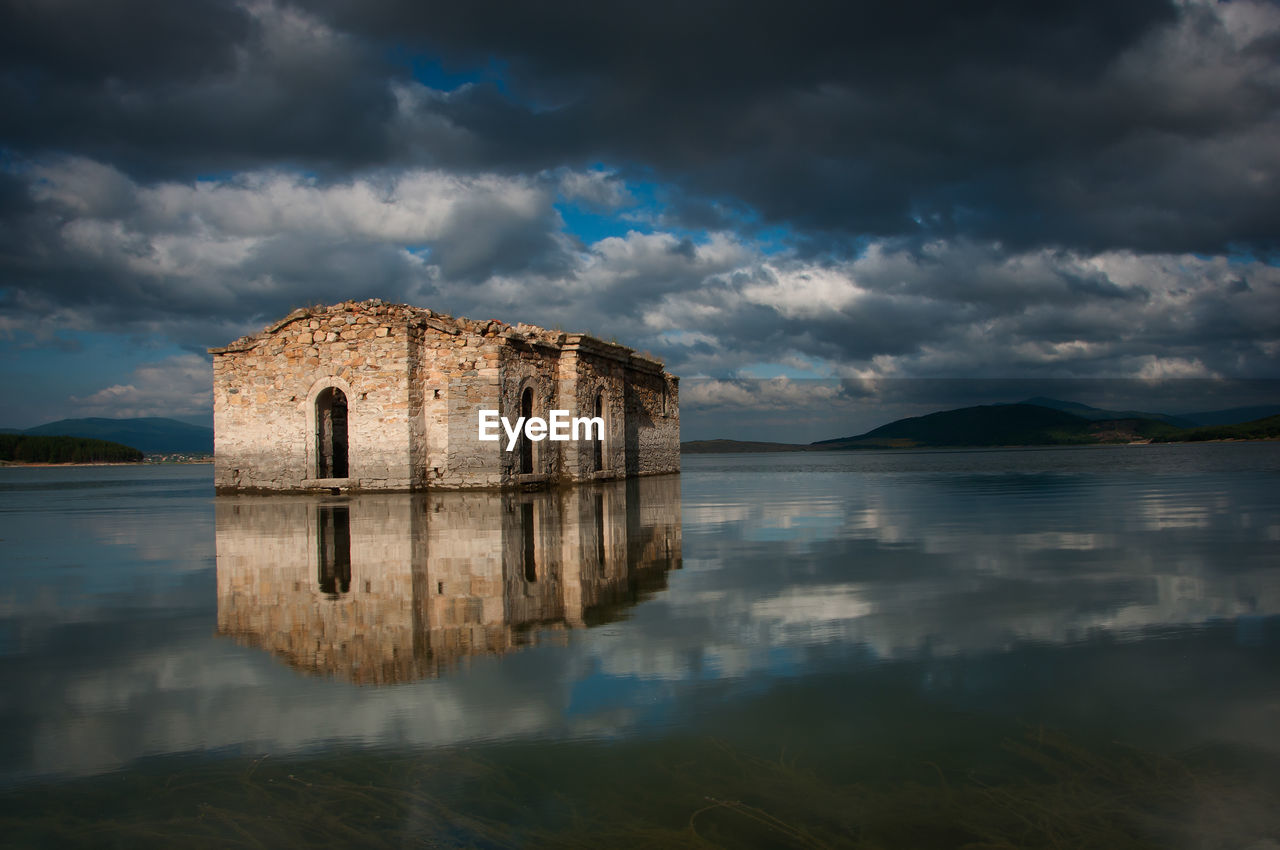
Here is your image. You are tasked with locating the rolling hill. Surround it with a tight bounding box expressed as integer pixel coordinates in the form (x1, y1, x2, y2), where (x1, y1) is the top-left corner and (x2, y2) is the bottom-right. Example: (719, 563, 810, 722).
(1180, 405, 1280, 426)
(814, 404, 1182, 449)
(1019, 397, 1196, 427)
(684, 396, 1280, 454)
(1152, 414, 1280, 443)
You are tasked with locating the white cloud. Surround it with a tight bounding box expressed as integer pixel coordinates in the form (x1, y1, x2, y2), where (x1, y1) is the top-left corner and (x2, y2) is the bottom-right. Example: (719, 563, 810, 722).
(682, 376, 843, 411)
(9, 157, 1280, 404)
(741, 263, 864, 317)
(557, 168, 632, 209)
(69, 354, 212, 419)
(1135, 355, 1218, 381)
(137, 168, 549, 243)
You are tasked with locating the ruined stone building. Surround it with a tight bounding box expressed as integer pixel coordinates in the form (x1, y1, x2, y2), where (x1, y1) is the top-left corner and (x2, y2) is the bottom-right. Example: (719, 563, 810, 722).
(215, 478, 682, 683)
(210, 300, 679, 491)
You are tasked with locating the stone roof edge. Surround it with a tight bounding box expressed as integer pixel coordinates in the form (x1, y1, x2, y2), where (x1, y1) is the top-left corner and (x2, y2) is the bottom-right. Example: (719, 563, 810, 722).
(562, 334, 670, 377)
(207, 300, 674, 379)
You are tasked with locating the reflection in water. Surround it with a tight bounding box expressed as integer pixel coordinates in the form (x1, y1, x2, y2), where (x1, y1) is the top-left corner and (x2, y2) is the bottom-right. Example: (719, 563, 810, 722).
(215, 476, 681, 684)
(674, 455, 1280, 666)
(316, 505, 351, 597)
(5, 446, 1279, 797)
(521, 501, 536, 583)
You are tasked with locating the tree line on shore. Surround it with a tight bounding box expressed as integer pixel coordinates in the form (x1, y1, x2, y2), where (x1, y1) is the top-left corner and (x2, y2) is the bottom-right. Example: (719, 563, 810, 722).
(0, 434, 145, 464)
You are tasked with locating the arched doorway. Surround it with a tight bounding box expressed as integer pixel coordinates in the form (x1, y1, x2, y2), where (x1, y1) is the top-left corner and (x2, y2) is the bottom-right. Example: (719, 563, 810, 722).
(519, 386, 533, 475)
(316, 387, 349, 478)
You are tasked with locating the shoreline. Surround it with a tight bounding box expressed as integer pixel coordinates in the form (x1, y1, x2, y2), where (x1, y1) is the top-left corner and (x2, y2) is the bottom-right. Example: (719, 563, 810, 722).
(0, 459, 213, 468)
(0, 461, 146, 468)
(682, 436, 1280, 454)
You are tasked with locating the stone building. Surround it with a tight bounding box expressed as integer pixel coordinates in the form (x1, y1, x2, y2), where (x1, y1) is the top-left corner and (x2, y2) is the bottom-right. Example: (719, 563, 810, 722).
(215, 477, 682, 683)
(209, 300, 679, 491)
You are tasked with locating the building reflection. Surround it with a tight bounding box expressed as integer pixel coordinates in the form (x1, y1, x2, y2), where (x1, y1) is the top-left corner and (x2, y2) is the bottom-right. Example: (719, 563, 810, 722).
(215, 476, 682, 684)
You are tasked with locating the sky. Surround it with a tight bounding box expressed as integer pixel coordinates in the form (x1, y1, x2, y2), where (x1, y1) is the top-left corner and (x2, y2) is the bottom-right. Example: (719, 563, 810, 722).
(1, 0, 1278, 440)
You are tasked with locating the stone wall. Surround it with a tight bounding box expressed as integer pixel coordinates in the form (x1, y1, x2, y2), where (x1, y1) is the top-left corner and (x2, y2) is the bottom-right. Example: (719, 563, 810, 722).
(212, 302, 417, 491)
(562, 340, 627, 481)
(624, 361, 680, 477)
(497, 338, 563, 482)
(411, 318, 505, 489)
(558, 338, 680, 482)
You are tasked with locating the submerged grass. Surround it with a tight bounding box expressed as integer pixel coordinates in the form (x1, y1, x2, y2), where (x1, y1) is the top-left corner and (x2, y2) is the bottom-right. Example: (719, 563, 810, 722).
(1, 729, 1276, 849)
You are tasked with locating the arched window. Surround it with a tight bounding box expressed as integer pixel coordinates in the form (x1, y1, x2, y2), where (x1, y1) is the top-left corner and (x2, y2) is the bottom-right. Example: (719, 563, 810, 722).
(316, 387, 349, 478)
(519, 386, 534, 475)
(592, 392, 605, 472)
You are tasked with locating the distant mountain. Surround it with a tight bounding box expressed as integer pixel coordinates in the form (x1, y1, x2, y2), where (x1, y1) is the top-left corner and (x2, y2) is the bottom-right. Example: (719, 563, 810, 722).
(681, 398, 1280, 454)
(1153, 414, 1280, 443)
(1024, 397, 1280, 428)
(1180, 405, 1280, 427)
(18, 417, 213, 455)
(817, 403, 1181, 449)
(1019, 397, 1196, 428)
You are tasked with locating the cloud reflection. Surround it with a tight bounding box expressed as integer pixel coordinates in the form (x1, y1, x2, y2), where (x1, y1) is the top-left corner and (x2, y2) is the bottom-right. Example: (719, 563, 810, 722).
(4, 447, 1279, 783)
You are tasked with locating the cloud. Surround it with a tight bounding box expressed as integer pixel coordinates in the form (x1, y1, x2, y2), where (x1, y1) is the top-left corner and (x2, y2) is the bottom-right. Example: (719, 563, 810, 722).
(0, 0, 250, 86)
(1134, 355, 1217, 381)
(5, 0, 1277, 253)
(682, 377, 844, 412)
(0, 0, 397, 175)
(1, 1, 1278, 429)
(741, 265, 865, 319)
(5, 156, 1276, 401)
(2, 158, 584, 340)
(69, 354, 213, 419)
(556, 168, 631, 210)
(289, 0, 1279, 254)
(646, 241, 1280, 384)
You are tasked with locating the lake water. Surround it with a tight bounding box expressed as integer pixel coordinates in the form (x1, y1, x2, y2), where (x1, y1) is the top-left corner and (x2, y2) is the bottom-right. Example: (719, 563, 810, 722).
(2, 444, 1279, 847)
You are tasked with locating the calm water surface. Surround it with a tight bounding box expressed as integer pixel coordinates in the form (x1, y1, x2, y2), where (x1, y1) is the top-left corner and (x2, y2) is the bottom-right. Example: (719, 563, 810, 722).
(1, 444, 1279, 847)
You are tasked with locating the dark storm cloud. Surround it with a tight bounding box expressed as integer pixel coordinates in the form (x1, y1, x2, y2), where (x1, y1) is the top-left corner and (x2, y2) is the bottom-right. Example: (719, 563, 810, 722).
(0, 169, 33, 215)
(0, 0, 249, 84)
(0, 0, 397, 176)
(298, 0, 1279, 254)
(4, 0, 1277, 253)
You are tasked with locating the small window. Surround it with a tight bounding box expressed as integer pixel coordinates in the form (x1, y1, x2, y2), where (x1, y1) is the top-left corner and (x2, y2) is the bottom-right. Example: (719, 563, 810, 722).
(593, 392, 605, 472)
(594, 492, 605, 571)
(520, 387, 534, 475)
(521, 502, 536, 582)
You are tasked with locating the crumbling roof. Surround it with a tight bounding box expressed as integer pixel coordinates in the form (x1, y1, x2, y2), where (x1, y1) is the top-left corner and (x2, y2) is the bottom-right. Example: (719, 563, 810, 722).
(207, 299, 666, 371)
